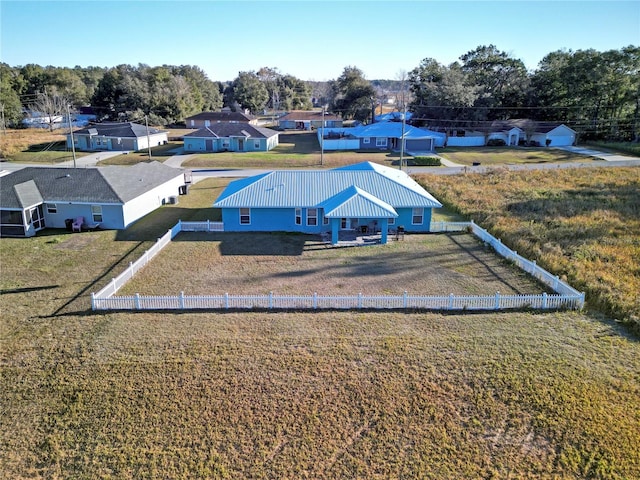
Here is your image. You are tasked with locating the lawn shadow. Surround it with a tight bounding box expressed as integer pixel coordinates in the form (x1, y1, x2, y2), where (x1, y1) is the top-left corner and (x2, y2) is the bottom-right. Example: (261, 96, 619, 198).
(173, 231, 310, 256)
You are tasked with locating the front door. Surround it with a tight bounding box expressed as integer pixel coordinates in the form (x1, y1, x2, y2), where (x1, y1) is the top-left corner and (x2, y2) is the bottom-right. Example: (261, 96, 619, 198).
(238, 139, 244, 151)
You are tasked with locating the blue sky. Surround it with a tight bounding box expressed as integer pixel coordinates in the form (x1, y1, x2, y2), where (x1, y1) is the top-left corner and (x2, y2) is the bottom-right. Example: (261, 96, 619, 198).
(1, 0, 638, 81)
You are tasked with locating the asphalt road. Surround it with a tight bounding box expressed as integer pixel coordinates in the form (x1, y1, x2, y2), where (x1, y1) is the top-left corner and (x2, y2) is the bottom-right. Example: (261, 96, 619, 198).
(2, 147, 639, 181)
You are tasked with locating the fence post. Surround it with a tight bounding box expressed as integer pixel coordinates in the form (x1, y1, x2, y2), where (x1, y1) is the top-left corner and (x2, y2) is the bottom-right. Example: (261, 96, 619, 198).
(207, 220, 211, 232)
(403, 291, 408, 308)
(179, 291, 185, 309)
(91, 292, 96, 310)
(269, 291, 273, 309)
(554, 276, 559, 291)
(358, 292, 363, 309)
(313, 292, 317, 309)
(178, 219, 182, 232)
(542, 292, 548, 309)
(111, 278, 117, 296)
(134, 293, 141, 310)
(449, 293, 454, 310)
(495, 291, 500, 310)
(579, 292, 586, 310)
(224, 293, 229, 309)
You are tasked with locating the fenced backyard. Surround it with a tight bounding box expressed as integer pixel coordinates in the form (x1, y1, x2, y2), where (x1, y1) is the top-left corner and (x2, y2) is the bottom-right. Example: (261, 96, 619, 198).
(91, 221, 584, 312)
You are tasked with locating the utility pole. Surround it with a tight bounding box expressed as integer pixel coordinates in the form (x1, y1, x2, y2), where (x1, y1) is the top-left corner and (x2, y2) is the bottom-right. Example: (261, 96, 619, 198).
(66, 104, 77, 168)
(321, 106, 325, 166)
(145, 115, 152, 160)
(399, 104, 406, 170)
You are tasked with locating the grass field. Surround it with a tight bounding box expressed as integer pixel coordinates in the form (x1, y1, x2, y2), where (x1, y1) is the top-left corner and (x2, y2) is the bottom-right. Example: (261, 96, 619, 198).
(0, 128, 89, 163)
(415, 166, 640, 333)
(120, 232, 550, 297)
(2, 165, 640, 478)
(437, 146, 597, 166)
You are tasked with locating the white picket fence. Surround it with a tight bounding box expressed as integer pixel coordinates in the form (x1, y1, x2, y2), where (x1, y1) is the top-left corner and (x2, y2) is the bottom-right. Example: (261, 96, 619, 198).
(92, 220, 585, 312)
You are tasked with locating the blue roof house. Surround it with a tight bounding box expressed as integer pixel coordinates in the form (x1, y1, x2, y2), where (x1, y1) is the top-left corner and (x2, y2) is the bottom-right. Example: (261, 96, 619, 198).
(320, 123, 442, 153)
(213, 162, 442, 245)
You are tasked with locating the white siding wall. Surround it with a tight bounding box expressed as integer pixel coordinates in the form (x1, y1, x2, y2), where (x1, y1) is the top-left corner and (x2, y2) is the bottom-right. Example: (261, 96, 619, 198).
(121, 176, 184, 228)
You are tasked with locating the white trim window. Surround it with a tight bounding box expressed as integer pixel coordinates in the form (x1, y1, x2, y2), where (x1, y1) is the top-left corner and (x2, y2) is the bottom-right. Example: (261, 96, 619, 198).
(253, 139, 260, 149)
(46, 203, 57, 214)
(307, 208, 317, 226)
(323, 210, 329, 225)
(412, 207, 423, 225)
(222, 139, 230, 149)
(363, 137, 370, 144)
(91, 205, 103, 222)
(295, 208, 302, 225)
(388, 217, 395, 225)
(376, 138, 387, 147)
(240, 208, 251, 225)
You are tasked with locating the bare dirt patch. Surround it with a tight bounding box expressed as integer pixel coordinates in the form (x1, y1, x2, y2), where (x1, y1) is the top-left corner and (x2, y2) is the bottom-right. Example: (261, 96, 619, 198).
(120, 232, 551, 296)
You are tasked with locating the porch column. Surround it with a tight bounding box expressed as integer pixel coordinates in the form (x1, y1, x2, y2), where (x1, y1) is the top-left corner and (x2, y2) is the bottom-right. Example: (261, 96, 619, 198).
(331, 218, 340, 245)
(380, 218, 389, 244)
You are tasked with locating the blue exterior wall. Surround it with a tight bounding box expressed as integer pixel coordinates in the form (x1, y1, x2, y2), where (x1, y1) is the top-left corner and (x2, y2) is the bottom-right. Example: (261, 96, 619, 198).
(184, 136, 273, 153)
(43, 203, 125, 229)
(221, 206, 434, 233)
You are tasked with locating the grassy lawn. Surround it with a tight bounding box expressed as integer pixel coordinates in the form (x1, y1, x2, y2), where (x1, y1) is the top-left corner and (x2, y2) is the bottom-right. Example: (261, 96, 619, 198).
(97, 142, 184, 166)
(415, 166, 640, 333)
(437, 146, 597, 166)
(183, 131, 408, 169)
(2, 175, 640, 478)
(0, 128, 90, 163)
(584, 141, 640, 157)
(120, 232, 549, 297)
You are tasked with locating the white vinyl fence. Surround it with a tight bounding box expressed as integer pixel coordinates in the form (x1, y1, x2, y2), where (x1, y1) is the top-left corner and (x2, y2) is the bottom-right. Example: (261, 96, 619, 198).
(92, 221, 585, 312)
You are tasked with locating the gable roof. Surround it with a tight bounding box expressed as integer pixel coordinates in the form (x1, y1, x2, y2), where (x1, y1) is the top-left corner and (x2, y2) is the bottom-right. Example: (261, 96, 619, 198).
(185, 111, 255, 123)
(345, 122, 436, 140)
(214, 162, 441, 211)
(319, 186, 398, 218)
(489, 119, 576, 134)
(279, 110, 342, 121)
(72, 122, 166, 138)
(183, 124, 279, 139)
(0, 162, 183, 209)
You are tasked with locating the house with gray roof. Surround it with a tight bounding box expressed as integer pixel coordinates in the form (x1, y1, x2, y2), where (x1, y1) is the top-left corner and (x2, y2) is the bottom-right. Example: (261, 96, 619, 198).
(0, 162, 186, 237)
(278, 110, 343, 130)
(213, 161, 442, 244)
(183, 124, 279, 153)
(67, 122, 168, 152)
(184, 110, 257, 128)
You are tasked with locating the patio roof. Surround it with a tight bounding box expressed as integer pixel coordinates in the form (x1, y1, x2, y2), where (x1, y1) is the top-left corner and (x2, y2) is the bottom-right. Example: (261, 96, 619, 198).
(319, 186, 398, 218)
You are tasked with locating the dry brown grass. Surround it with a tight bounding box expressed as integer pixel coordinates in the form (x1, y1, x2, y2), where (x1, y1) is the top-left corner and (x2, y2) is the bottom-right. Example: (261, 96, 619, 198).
(0, 128, 68, 157)
(120, 232, 550, 297)
(2, 178, 640, 479)
(415, 166, 640, 331)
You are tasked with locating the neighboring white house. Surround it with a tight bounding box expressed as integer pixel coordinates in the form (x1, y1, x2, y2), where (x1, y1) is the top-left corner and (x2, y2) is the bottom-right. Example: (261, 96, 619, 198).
(67, 122, 168, 152)
(442, 120, 576, 147)
(0, 162, 186, 237)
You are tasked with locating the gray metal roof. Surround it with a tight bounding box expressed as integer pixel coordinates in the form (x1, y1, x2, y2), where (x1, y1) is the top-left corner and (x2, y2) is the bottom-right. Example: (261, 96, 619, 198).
(73, 122, 166, 138)
(184, 124, 279, 139)
(214, 162, 442, 211)
(0, 162, 183, 209)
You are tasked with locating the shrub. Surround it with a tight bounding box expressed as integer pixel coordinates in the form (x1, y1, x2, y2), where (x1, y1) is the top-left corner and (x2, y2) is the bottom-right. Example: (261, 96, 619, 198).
(487, 138, 506, 146)
(412, 156, 441, 166)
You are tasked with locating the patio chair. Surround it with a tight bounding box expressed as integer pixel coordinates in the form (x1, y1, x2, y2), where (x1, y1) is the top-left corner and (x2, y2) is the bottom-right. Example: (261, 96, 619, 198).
(72, 216, 84, 233)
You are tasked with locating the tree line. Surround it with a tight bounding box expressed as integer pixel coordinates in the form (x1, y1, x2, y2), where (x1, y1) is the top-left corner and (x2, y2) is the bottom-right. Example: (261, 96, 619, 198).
(0, 44, 638, 140)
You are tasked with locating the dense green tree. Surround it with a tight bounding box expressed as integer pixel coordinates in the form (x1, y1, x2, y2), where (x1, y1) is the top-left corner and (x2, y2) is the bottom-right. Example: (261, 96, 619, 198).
(229, 71, 269, 114)
(0, 63, 24, 127)
(459, 44, 529, 120)
(409, 58, 478, 127)
(331, 66, 376, 122)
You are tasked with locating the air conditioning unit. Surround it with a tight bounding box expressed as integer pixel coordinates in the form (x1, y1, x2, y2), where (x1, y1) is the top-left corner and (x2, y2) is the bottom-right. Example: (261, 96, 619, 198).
(168, 196, 178, 205)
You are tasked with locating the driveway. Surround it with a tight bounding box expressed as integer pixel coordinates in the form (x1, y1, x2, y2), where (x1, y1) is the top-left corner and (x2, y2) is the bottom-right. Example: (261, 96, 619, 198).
(554, 145, 640, 162)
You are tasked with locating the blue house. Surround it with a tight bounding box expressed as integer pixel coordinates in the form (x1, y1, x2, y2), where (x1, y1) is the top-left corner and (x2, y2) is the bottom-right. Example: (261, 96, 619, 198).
(183, 124, 279, 152)
(320, 123, 444, 152)
(213, 162, 442, 245)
